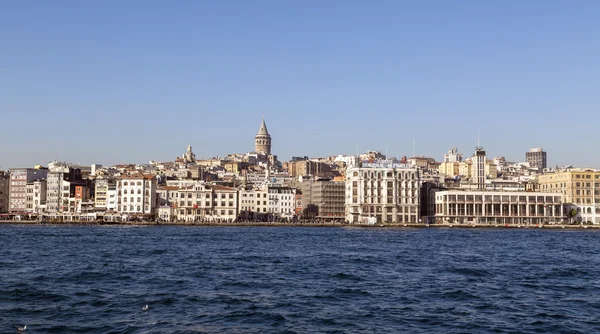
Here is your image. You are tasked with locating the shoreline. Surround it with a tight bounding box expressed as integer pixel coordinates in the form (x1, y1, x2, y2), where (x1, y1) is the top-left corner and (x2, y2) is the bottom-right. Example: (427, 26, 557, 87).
(1, 220, 599, 230)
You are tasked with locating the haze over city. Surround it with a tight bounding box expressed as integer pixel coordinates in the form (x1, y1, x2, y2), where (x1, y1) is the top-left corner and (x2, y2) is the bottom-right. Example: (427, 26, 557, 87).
(1, 1, 599, 168)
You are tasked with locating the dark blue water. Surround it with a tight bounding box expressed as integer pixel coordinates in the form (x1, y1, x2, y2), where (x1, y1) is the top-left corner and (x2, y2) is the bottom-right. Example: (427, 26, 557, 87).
(1, 225, 600, 333)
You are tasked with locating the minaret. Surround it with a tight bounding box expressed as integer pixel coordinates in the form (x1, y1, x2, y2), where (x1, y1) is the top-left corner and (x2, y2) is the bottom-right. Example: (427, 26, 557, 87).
(255, 116, 272, 155)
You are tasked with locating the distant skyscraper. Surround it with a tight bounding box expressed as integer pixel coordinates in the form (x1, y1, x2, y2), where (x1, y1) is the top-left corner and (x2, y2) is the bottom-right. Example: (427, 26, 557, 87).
(255, 117, 272, 155)
(472, 147, 486, 189)
(444, 148, 463, 163)
(526, 148, 547, 169)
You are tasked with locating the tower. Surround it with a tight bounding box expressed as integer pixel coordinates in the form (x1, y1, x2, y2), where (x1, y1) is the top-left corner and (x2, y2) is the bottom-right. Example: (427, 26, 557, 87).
(255, 117, 272, 155)
(472, 146, 486, 189)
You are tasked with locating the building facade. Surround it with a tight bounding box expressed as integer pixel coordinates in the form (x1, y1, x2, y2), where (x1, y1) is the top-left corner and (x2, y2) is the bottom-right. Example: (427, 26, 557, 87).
(175, 184, 238, 222)
(472, 147, 486, 189)
(116, 173, 157, 215)
(0, 172, 8, 213)
(301, 178, 345, 219)
(8, 168, 48, 212)
(435, 190, 565, 224)
(26, 179, 47, 214)
(268, 186, 296, 218)
(538, 169, 600, 223)
(46, 168, 82, 213)
(526, 148, 547, 169)
(345, 163, 420, 223)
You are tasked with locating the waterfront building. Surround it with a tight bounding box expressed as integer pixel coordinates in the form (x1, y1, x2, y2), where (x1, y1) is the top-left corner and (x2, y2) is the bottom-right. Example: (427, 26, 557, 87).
(0, 172, 8, 213)
(94, 178, 116, 210)
(239, 187, 269, 215)
(434, 190, 565, 224)
(175, 184, 238, 222)
(46, 168, 82, 213)
(268, 186, 296, 218)
(345, 161, 420, 223)
(538, 169, 600, 223)
(526, 148, 547, 169)
(8, 167, 48, 213)
(301, 178, 345, 219)
(25, 179, 47, 214)
(255, 117, 272, 155)
(116, 173, 157, 216)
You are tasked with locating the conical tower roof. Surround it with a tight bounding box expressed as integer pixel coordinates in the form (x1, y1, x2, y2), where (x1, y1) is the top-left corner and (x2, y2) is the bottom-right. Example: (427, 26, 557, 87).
(257, 117, 269, 136)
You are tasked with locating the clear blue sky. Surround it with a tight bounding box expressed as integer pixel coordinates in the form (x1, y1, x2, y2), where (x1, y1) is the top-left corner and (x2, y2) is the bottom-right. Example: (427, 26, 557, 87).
(1, 1, 599, 169)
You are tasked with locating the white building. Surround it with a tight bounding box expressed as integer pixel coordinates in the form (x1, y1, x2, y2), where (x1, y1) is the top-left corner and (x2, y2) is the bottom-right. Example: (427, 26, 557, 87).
(434, 190, 565, 225)
(334, 155, 359, 169)
(345, 161, 420, 223)
(239, 187, 269, 214)
(444, 148, 463, 163)
(116, 173, 157, 216)
(268, 186, 296, 218)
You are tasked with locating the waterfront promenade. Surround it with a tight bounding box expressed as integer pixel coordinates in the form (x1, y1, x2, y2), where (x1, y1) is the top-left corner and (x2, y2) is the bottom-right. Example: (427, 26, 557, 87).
(1, 220, 599, 229)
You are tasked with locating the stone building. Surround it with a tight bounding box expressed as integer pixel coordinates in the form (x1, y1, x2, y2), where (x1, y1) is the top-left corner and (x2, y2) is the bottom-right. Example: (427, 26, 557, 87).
(345, 161, 420, 223)
(116, 173, 157, 216)
(434, 190, 565, 225)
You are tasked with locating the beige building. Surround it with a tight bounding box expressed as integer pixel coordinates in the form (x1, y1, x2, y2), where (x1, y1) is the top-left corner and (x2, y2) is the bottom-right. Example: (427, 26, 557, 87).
(175, 184, 239, 222)
(301, 178, 345, 218)
(345, 162, 420, 223)
(435, 190, 565, 224)
(538, 169, 600, 223)
(439, 162, 460, 177)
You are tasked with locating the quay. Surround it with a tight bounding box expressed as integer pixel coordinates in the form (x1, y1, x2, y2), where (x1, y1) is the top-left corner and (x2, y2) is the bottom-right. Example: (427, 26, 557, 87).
(1, 220, 599, 229)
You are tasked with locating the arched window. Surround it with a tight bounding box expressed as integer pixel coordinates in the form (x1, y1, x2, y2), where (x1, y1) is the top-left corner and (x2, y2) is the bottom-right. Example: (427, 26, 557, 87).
(137, 181, 142, 186)
(137, 189, 141, 194)
(587, 207, 592, 214)
(123, 182, 128, 186)
(137, 198, 141, 202)
(137, 206, 141, 212)
(123, 189, 127, 194)
(123, 198, 128, 202)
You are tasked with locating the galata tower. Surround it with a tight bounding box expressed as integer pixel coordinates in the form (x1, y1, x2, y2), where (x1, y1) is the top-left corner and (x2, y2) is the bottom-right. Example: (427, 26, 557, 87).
(254, 117, 272, 155)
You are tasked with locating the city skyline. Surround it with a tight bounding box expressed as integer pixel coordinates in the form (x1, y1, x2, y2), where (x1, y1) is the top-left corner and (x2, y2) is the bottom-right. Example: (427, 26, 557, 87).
(2, 1, 599, 168)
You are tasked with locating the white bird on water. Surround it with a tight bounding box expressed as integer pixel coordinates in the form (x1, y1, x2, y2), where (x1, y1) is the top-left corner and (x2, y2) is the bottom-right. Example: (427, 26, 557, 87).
(142, 305, 149, 311)
(17, 325, 27, 332)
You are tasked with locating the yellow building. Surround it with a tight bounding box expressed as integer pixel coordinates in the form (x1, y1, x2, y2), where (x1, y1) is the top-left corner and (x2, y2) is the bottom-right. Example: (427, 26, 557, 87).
(439, 162, 460, 177)
(538, 169, 600, 205)
(459, 159, 473, 179)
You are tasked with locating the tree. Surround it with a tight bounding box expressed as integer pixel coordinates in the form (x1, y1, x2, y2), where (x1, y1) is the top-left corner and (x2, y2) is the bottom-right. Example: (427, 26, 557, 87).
(568, 208, 578, 224)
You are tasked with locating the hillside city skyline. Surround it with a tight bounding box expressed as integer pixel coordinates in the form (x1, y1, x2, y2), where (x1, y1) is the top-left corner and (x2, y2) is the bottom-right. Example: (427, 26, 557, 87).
(2, 2, 600, 168)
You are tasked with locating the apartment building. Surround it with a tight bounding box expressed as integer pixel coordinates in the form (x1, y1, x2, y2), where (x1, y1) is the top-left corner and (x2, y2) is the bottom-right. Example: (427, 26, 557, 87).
(268, 186, 296, 218)
(538, 169, 600, 223)
(435, 190, 565, 224)
(345, 161, 420, 223)
(301, 178, 345, 218)
(25, 179, 47, 213)
(0, 172, 8, 213)
(116, 173, 157, 215)
(8, 168, 48, 212)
